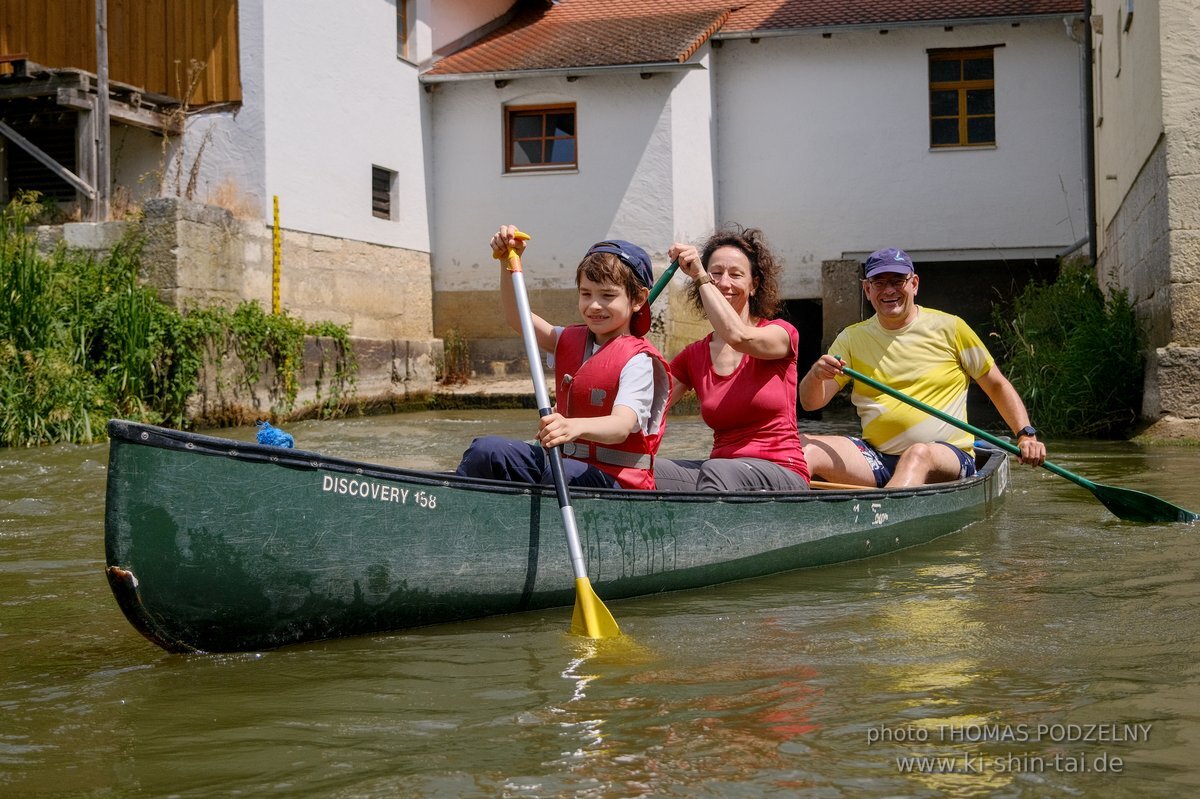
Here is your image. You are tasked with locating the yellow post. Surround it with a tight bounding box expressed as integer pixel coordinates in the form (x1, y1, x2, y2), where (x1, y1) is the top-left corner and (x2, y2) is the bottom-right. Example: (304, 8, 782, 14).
(272, 195, 281, 315)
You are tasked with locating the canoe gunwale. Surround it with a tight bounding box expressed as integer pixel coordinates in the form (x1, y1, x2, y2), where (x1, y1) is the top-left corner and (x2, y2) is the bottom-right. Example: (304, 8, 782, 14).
(106, 418, 1003, 505)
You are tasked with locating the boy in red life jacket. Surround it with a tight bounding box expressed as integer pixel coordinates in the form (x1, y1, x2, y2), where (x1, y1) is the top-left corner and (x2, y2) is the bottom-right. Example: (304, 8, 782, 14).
(455, 225, 671, 489)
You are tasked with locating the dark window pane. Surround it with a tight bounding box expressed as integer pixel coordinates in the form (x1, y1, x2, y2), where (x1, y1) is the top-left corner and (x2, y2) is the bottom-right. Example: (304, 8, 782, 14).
(546, 113, 575, 137)
(967, 116, 995, 144)
(930, 59, 960, 83)
(547, 138, 575, 164)
(931, 118, 959, 146)
(966, 89, 994, 115)
(512, 139, 541, 166)
(963, 57, 994, 81)
(511, 114, 542, 138)
(930, 90, 959, 118)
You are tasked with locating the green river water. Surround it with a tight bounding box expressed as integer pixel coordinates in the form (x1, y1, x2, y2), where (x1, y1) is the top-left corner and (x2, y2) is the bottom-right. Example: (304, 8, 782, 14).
(2, 410, 1198, 798)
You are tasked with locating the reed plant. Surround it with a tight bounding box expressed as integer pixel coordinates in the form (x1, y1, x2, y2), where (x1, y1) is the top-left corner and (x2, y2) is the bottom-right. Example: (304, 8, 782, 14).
(1, 192, 358, 446)
(438, 328, 471, 385)
(990, 258, 1143, 438)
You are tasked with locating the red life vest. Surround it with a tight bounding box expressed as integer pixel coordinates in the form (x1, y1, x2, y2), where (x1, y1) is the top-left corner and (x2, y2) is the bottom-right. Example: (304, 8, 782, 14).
(553, 325, 670, 490)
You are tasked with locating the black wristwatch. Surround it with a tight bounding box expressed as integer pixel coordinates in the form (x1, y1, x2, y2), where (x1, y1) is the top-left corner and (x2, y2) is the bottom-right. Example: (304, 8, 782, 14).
(1016, 425, 1037, 439)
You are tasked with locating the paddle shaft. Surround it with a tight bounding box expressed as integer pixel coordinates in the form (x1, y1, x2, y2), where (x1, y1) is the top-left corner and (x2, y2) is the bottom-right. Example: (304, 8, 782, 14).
(647, 259, 679, 305)
(507, 258, 590, 581)
(839, 364, 1098, 489)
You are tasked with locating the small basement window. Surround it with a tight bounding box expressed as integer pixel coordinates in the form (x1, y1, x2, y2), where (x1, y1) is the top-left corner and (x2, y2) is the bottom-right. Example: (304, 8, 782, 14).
(372, 165, 396, 220)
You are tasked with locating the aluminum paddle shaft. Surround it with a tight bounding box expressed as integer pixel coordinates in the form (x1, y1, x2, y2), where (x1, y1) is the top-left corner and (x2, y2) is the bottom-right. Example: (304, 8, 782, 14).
(503, 234, 620, 637)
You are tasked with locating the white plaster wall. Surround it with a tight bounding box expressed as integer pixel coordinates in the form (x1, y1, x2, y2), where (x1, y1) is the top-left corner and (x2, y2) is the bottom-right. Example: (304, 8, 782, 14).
(162, 1, 267, 219)
(255, 0, 430, 250)
(430, 72, 686, 292)
(670, 51, 718, 245)
(428, 0, 512, 55)
(111, 126, 170, 207)
(1092, 0, 1164, 246)
(715, 21, 1087, 298)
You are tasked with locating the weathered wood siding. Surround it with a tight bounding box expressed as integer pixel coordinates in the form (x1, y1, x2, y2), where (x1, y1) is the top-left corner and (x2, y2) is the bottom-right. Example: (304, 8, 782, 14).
(0, 0, 240, 104)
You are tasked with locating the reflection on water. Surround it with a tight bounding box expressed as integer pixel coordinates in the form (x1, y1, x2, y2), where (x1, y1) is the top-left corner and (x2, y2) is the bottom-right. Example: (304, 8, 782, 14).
(1, 410, 1199, 797)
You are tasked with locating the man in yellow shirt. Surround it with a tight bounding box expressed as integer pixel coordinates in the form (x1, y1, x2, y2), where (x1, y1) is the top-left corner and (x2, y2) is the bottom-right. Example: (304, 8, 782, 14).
(799, 247, 1047, 488)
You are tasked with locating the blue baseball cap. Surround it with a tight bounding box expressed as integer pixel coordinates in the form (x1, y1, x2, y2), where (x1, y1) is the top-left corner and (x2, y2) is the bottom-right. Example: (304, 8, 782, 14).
(863, 247, 915, 279)
(586, 240, 654, 336)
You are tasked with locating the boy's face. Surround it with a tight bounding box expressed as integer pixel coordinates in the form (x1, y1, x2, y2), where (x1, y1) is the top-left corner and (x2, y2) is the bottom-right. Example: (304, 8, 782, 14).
(577, 275, 644, 344)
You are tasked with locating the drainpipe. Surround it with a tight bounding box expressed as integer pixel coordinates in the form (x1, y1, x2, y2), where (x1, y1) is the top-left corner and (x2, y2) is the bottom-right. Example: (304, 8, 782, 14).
(1083, 1, 1096, 264)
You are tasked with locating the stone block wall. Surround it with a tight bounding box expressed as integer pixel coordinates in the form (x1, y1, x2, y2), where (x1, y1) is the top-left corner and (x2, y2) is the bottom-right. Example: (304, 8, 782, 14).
(41, 198, 443, 421)
(140, 198, 434, 342)
(820, 258, 866, 353)
(1098, 136, 1200, 437)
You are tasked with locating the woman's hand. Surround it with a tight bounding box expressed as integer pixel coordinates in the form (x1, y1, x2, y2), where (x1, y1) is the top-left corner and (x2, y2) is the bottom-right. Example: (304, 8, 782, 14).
(668, 243, 704, 280)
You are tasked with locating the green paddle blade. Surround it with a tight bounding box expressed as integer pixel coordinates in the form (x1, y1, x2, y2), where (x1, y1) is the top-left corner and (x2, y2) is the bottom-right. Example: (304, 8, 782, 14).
(1091, 483, 1200, 524)
(570, 577, 621, 639)
(836, 362, 1199, 524)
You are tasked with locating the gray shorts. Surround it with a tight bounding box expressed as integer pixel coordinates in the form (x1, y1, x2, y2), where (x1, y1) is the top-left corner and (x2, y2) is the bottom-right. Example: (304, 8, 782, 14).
(654, 457, 809, 492)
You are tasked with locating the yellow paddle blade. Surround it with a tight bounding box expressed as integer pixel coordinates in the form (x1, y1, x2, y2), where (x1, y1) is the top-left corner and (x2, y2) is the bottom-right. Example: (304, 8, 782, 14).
(570, 577, 620, 639)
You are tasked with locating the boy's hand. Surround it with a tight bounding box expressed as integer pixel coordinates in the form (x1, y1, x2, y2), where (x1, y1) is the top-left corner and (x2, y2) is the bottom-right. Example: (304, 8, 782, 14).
(491, 225, 530, 261)
(537, 413, 578, 449)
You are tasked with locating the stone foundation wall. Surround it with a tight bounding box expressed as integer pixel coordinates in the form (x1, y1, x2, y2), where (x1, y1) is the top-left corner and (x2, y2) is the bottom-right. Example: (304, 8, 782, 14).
(1099, 136, 1200, 437)
(139, 198, 434, 342)
(188, 335, 442, 424)
(41, 199, 443, 419)
(820, 259, 865, 353)
(434, 273, 682, 377)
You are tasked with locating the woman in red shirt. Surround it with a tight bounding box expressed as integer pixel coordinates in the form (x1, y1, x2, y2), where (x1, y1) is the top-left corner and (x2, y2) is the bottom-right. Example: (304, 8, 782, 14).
(654, 227, 810, 492)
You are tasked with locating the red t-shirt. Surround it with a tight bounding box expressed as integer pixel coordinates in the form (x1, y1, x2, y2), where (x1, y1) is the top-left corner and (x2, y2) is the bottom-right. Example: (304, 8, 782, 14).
(670, 319, 809, 481)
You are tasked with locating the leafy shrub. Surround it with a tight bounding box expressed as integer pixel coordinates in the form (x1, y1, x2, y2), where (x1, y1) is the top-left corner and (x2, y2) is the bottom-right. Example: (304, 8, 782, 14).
(990, 258, 1143, 438)
(0, 191, 357, 446)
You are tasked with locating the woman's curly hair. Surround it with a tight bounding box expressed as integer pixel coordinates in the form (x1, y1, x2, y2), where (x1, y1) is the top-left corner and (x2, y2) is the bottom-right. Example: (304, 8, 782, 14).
(686, 225, 783, 320)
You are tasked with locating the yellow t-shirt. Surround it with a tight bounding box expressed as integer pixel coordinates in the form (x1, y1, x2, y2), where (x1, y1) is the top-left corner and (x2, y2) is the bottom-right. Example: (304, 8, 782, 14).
(828, 307, 994, 455)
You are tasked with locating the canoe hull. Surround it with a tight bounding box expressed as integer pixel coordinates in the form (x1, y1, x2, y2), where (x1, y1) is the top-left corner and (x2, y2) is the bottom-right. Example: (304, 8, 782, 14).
(104, 420, 1008, 652)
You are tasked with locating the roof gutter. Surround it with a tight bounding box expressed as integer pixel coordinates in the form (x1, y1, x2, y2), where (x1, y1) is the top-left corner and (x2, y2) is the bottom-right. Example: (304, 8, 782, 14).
(420, 61, 703, 85)
(714, 14, 1084, 41)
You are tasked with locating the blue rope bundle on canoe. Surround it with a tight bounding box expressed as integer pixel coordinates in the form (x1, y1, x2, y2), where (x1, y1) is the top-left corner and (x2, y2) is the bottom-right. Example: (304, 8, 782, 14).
(256, 421, 294, 448)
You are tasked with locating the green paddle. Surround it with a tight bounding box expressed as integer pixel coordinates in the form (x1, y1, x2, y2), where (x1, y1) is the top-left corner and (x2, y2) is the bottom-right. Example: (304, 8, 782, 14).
(647, 258, 679, 305)
(838, 362, 1199, 524)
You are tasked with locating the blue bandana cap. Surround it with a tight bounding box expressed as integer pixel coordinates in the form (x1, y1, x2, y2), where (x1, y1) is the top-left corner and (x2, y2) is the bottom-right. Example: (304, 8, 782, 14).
(586, 240, 654, 336)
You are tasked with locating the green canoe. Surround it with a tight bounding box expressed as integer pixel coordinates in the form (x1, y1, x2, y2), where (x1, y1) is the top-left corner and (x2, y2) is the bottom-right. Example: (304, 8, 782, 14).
(104, 419, 1009, 653)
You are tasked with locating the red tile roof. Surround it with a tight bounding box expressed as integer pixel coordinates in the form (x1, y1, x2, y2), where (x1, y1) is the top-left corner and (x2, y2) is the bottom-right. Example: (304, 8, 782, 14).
(725, 0, 1085, 32)
(424, 1, 734, 77)
(424, 0, 1084, 78)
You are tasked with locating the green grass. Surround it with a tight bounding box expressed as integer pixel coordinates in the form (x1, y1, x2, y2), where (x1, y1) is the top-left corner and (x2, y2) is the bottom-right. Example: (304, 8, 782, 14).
(990, 258, 1143, 438)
